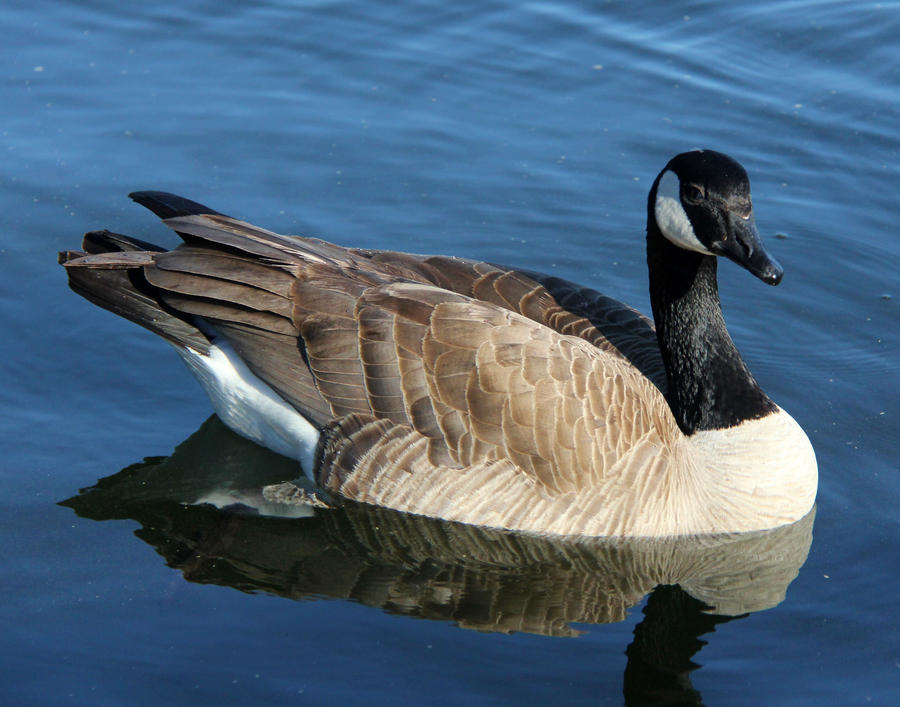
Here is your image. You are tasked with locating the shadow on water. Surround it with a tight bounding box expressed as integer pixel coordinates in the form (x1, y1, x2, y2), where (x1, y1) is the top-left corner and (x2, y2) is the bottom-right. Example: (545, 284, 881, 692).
(61, 415, 814, 706)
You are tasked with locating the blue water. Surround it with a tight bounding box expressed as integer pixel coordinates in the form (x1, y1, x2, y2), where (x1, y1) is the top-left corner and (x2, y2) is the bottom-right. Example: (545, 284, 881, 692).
(2, 0, 898, 703)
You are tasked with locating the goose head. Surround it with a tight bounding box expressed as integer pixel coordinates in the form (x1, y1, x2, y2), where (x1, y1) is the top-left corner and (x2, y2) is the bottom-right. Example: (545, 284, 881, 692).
(650, 150, 783, 285)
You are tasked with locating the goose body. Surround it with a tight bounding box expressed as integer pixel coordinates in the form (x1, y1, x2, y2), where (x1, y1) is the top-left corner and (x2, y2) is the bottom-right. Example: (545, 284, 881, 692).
(60, 150, 817, 537)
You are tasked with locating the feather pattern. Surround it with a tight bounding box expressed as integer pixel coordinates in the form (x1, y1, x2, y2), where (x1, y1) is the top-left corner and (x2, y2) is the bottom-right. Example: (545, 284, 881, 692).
(64, 208, 678, 532)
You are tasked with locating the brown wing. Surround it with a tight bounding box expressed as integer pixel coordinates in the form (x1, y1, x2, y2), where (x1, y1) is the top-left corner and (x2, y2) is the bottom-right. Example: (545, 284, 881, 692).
(300, 281, 674, 496)
(62, 194, 675, 516)
(348, 250, 666, 392)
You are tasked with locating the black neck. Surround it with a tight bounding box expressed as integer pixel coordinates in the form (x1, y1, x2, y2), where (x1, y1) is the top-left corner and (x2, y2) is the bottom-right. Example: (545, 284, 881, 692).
(646, 220, 776, 435)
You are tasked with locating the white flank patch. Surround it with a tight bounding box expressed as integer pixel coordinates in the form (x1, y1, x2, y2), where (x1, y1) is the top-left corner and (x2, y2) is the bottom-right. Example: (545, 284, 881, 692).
(654, 170, 712, 254)
(173, 339, 320, 477)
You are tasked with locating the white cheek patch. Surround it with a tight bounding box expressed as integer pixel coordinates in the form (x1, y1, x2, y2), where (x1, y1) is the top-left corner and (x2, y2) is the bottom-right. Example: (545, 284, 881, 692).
(654, 170, 713, 254)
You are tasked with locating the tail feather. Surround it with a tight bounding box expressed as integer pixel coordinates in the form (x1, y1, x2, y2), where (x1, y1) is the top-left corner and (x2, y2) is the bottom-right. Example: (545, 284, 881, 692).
(61, 192, 337, 428)
(61, 239, 211, 354)
(129, 190, 222, 220)
(82, 229, 165, 255)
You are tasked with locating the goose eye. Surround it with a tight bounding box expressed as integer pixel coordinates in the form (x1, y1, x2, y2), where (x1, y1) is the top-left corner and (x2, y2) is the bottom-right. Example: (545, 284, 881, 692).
(684, 184, 705, 203)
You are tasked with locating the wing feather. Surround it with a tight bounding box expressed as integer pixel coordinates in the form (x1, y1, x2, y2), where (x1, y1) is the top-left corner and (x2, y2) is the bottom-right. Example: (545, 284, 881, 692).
(64, 194, 678, 532)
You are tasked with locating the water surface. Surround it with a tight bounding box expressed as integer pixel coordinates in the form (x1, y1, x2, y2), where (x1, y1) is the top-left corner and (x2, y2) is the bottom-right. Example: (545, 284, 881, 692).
(2, 0, 898, 704)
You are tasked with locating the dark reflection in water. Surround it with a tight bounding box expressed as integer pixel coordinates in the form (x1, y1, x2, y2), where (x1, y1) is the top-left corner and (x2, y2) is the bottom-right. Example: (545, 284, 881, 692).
(624, 586, 741, 706)
(62, 416, 814, 705)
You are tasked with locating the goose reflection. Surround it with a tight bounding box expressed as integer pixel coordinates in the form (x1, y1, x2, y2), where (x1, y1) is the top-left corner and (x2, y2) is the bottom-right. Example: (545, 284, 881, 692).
(62, 416, 814, 703)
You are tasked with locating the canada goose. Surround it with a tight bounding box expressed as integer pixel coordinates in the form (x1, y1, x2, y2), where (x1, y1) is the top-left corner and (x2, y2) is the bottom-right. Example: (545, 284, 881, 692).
(59, 150, 817, 537)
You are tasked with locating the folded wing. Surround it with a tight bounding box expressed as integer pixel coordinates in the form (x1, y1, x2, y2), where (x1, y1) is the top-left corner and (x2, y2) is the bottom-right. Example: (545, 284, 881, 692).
(61, 192, 676, 512)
